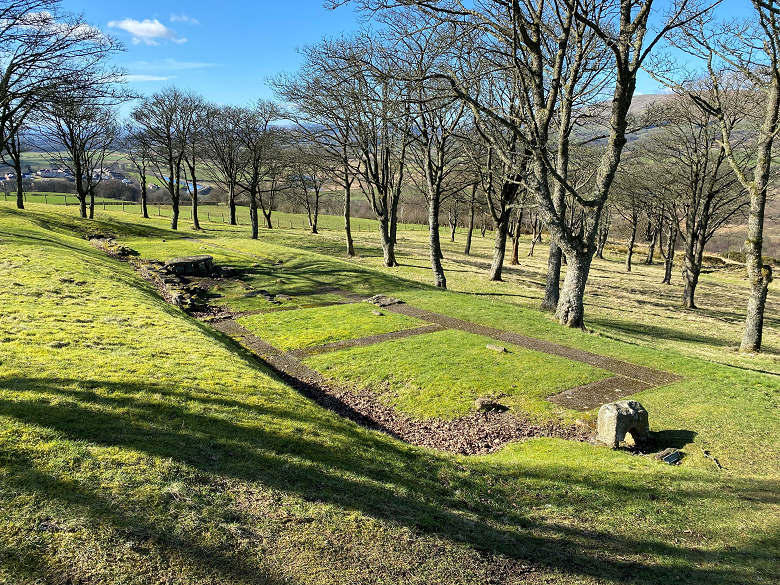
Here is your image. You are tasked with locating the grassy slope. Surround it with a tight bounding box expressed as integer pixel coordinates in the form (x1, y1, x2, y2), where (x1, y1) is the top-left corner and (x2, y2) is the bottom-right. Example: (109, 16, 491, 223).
(0, 203, 778, 585)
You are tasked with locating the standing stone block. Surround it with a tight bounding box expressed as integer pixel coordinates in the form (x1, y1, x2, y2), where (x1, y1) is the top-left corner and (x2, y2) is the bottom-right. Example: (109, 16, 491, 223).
(165, 255, 214, 276)
(597, 400, 649, 448)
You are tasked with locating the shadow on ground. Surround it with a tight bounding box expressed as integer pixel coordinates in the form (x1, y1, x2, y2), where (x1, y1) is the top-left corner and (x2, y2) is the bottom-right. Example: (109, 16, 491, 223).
(1, 371, 777, 584)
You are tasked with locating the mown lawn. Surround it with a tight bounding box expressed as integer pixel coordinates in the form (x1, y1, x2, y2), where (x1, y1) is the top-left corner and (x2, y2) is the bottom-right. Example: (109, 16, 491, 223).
(236, 303, 424, 352)
(0, 203, 778, 585)
(305, 329, 609, 420)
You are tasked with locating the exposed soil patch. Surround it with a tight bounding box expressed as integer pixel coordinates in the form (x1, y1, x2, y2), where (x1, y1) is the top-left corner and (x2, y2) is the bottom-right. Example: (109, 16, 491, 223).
(263, 345, 590, 456)
(212, 317, 590, 455)
(547, 376, 654, 411)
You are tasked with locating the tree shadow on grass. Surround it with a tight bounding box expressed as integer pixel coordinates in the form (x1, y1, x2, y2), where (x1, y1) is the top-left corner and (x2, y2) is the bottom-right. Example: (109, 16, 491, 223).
(588, 317, 735, 349)
(1, 373, 778, 584)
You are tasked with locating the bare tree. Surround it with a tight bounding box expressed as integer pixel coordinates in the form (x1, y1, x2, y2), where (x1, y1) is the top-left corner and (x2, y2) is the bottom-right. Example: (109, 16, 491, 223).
(0, 1, 124, 209)
(611, 161, 648, 273)
(644, 91, 750, 308)
(180, 92, 207, 230)
(122, 122, 152, 218)
(270, 40, 360, 255)
(661, 1, 780, 350)
(234, 100, 286, 239)
(34, 95, 119, 218)
(131, 87, 198, 230)
(334, 36, 412, 267)
(463, 182, 480, 255)
(289, 141, 328, 234)
(202, 104, 245, 225)
(333, 0, 714, 327)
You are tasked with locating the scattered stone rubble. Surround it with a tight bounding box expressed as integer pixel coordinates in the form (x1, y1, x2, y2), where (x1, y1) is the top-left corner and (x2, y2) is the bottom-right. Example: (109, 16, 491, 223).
(132, 255, 235, 311)
(88, 236, 135, 258)
(165, 255, 215, 276)
(364, 294, 403, 307)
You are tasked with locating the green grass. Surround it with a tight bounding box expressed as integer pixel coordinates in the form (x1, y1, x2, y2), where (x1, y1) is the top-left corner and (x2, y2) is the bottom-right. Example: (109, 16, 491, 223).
(2, 192, 118, 205)
(305, 329, 610, 420)
(1, 202, 779, 584)
(236, 303, 424, 351)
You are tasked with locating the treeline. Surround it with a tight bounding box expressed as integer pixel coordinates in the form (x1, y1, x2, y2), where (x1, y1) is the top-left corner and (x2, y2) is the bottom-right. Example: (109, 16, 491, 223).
(2, 0, 777, 352)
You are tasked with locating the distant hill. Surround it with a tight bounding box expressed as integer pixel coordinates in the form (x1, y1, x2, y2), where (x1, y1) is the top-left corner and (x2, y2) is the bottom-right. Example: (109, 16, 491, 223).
(628, 93, 673, 115)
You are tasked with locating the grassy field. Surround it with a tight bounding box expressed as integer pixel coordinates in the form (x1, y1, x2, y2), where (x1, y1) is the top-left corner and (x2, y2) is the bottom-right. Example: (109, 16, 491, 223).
(0, 202, 778, 584)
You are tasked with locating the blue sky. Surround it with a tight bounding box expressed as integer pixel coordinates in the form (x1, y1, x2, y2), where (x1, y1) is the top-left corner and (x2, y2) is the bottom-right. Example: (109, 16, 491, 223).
(60, 0, 368, 106)
(60, 0, 753, 108)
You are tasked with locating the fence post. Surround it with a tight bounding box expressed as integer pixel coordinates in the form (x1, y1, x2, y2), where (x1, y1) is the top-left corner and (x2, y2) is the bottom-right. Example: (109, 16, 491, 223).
(44, 194, 47, 204)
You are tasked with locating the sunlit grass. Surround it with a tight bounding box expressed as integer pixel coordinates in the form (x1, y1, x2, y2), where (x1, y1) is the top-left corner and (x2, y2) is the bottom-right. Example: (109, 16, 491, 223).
(237, 303, 423, 351)
(305, 329, 610, 420)
(0, 202, 778, 585)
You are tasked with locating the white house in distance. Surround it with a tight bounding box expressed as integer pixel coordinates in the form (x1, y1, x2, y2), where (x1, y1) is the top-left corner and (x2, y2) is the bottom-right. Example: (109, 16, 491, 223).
(36, 169, 72, 179)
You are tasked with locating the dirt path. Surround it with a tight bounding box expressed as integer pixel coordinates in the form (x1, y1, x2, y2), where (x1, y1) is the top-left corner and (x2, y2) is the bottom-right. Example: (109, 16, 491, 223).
(382, 303, 681, 411)
(211, 318, 590, 455)
(208, 295, 681, 454)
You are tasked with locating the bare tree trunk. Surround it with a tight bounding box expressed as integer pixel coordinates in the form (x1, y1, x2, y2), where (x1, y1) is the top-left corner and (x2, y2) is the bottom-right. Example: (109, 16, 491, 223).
(741, 193, 773, 351)
(739, 72, 780, 352)
(140, 175, 149, 218)
(263, 210, 272, 230)
(464, 189, 475, 255)
(488, 213, 509, 281)
(625, 223, 637, 272)
(742, 264, 772, 352)
(78, 195, 87, 218)
(229, 186, 237, 225)
(428, 195, 446, 288)
(13, 156, 24, 210)
(510, 229, 520, 265)
(250, 191, 258, 239)
(171, 196, 180, 231)
(661, 222, 677, 285)
(379, 217, 397, 267)
(541, 241, 562, 311)
(344, 185, 355, 256)
(645, 222, 659, 264)
(682, 237, 702, 308)
(390, 194, 400, 246)
(596, 209, 610, 259)
(191, 182, 200, 230)
(555, 250, 592, 330)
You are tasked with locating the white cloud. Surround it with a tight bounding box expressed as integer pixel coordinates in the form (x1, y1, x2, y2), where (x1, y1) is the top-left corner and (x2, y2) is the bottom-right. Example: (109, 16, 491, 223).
(129, 58, 215, 71)
(124, 74, 177, 82)
(108, 18, 185, 45)
(170, 13, 200, 25)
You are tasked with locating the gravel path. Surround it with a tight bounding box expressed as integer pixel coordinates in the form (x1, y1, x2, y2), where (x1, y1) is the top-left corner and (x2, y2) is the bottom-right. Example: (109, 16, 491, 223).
(205, 292, 681, 452)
